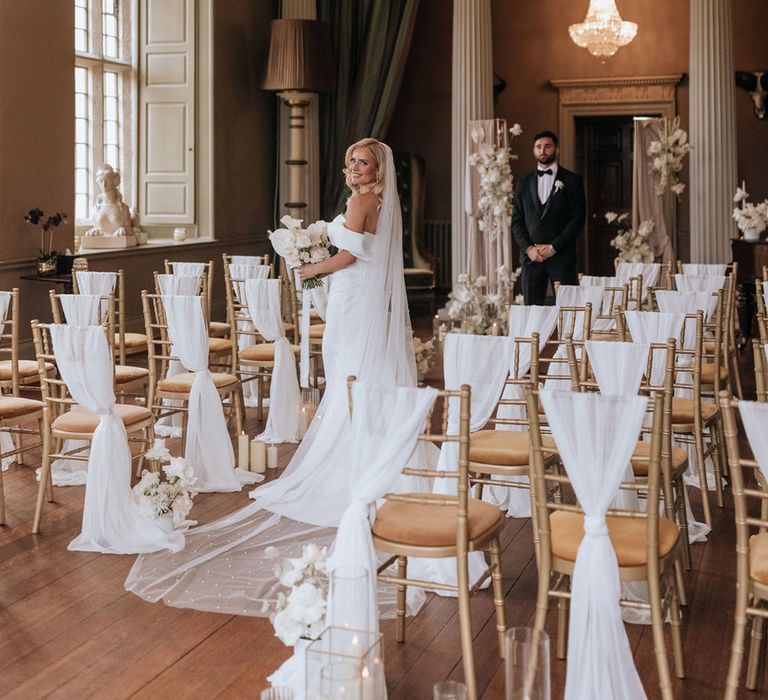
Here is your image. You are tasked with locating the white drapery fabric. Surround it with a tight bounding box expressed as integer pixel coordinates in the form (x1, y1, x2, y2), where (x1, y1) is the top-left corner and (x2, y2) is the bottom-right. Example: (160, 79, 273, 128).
(0, 292, 16, 472)
(161, 295, 253, 492)
(299, 283, 328, 389)
(656, 289, 717, 323)
(487, 305, 558, 517)
(740, 401, 768, 482)
(75, 270, 117, 295)
(60, 294, 102, 325)
(616, 262, 660, 306)
(540, 390, 648, 700)
(681, 263, 727, 277)
(580, 275, 620, 288)
(51, 324, 184, 553)
(673, 274, 726, 293)
(328, 382, 438, 633)
(244, 279, 301, 443)
(157, 273, 201, 297)
(170, 261, 205, 286)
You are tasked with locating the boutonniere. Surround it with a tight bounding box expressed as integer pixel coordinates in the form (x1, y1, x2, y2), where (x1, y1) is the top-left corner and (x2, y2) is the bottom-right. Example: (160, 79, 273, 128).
(553, 180, 564, 194)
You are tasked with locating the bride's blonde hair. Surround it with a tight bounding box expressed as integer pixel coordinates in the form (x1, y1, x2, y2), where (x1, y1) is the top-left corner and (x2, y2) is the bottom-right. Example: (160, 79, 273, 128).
(344, 138, 386, 201)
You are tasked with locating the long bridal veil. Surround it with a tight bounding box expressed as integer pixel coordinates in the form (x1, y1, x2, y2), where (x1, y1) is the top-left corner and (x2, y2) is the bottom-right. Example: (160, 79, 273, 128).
(125, 143, 428, 614)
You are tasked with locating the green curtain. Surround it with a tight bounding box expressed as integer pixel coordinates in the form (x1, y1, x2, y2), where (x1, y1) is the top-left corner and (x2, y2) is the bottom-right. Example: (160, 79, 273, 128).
(317, 0, 420, 219)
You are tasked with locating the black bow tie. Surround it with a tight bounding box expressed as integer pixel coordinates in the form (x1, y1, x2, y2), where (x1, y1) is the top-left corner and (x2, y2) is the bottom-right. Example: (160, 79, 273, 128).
(538, 169, 553, 177)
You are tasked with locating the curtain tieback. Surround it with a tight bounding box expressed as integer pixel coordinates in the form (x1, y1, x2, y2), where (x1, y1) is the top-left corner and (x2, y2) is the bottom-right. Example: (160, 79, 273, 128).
(583, 515, 609, 538)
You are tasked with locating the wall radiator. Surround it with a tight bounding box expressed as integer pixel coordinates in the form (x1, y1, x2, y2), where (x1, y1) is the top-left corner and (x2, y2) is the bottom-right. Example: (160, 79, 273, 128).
(423, 219, 452, 290)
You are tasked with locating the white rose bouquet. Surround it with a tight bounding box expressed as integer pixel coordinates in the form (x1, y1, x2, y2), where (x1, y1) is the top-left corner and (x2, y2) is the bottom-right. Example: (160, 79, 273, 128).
(268, 215, 331, 289)
(606, 212, 655, 263)
(133, 445, 198, 528)
(733, 182, 768, 240)
(265, 543, 329, 646)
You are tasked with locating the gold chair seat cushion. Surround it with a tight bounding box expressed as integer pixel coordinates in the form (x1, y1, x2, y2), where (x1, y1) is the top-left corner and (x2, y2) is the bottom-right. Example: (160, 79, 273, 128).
(590, 329, 620, 341)
(309, 324, 325, 339)
(0, 360, 53, 380)
(119, 332, 148, 349)
(470, 430, 555, 467)
(284, 322, 296, 334)
(550, 511, 679, 566)
(208, 337, 232, 354)
(671, 397, 718, 424)
(208, 320, 231, 335)
(749, 533, 768, 584)
(115, 365, 150, 384)
(52, 403, 152, 433)
(372, 495, 503, 547)
(158, 371, 238, 393)
(310, 308, 322, 321)
(0, 396, 44, 419)
(630, 441, 688, 477)
(239, 343, 301, 362)
(700, 363, 729, 384)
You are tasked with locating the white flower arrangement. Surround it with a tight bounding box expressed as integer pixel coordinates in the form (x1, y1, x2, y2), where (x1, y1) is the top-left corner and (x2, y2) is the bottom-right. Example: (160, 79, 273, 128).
(606, 212, 655, 263)
(264, 543, 329, 646)
(647, 116, 691, 199)
(446, 267, 522, 335)
(413, 337, 436, 376)
(468, 124, 522, 242)
(268, 215, 331, 289)
(133, 445, 197, 528)
(733, 182, 768, 240)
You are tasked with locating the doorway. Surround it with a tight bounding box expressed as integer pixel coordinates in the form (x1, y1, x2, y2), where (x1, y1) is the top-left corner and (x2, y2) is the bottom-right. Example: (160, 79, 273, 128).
(574, 115, 634, 276)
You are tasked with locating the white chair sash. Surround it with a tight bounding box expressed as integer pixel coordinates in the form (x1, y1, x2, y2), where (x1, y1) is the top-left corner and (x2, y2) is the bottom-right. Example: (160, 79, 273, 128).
(299, 282, 329, 388)
(673, 274, 725, 293)
(540, 390, 647, 700)
(741, 401, 768, 483)
(157, 274, 201, 297)
(586, 341, 649, 397)
(171, 261, 206, 285)
(60, 294, 102, 325)
(616, 262, 660, 304)
(656, 289, 717, 322)
(555, 284, 604, 334)
(580, 275, 620, 288)
(161, 295, 242, 492)
(0, 292, 15, 471)
(244, 279, 301, 443)
(624, 311, 684, 387)
(75, 270, 117, 295)
(51, 324, 184, 554)
(328, 382, 438, 633)
(681, 263, 727, 277)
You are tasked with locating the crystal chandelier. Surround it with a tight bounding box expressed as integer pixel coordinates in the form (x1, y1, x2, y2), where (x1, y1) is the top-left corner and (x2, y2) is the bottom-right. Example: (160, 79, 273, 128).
(569, 0, 638, 58)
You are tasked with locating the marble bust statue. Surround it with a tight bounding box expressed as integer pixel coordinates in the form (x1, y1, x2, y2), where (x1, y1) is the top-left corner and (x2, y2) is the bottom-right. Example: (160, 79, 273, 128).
(81, 164, 139, 249)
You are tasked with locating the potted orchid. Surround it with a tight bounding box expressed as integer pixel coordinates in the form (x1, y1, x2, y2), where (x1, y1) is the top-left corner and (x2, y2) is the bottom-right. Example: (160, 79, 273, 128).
(24, 208, 68, 276)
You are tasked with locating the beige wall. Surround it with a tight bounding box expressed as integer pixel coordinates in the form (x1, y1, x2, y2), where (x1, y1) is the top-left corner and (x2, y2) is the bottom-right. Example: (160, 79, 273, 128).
(0, 0, 278, 351)
(387, 0, 768, 263)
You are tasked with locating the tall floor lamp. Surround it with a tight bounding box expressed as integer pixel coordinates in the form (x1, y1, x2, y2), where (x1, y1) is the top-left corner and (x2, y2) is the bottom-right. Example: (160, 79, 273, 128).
(262, 19, 336, 221)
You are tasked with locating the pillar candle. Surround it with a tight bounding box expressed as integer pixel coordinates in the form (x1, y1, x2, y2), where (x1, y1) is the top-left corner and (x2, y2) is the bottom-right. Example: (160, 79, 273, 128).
(250, 439, 266, 473)
(237, 432, 249, 470)
(298, 404, 311, 437)
(267, 444, 279, 469)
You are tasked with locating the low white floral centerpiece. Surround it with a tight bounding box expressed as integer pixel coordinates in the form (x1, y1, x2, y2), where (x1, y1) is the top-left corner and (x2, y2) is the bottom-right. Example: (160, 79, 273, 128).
(269, 215, 331, 289)
(133, 444, 197, 528)
(447, 267, 522, 335)
(605, 212, 655, 263)
(264, 543, 329, 646)
(733, 182, 768, 241)
(647, 116, 691, 199)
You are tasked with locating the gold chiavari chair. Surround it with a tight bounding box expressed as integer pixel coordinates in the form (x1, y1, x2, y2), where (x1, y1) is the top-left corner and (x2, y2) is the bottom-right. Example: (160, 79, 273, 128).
(73, 269, 147, 365)
(756, 279, 768, 344)
(527, 386, 685, 699)
(142, 290, 244, 448)
(722, 394, 768, 698)
(755, 339, 768, 404)
(223, 274, 300, 420)
(356, 380, 505, 700)
(589, 284, 629, 341)
(30, 320, 155, 533)
(280, 260, 305, 345)
(49, 290, 150, 404)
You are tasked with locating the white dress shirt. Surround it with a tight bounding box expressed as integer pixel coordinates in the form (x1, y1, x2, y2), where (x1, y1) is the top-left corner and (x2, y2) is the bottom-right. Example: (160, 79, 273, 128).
(537, 162, 559, 204)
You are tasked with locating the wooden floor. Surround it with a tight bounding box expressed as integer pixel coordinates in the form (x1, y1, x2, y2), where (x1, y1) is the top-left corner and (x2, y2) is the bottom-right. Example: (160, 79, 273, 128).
(0, 334, 762, 699)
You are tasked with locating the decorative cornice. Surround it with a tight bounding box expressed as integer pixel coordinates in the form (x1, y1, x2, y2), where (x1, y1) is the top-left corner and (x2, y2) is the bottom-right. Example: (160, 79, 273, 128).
(550, 74, 684, 90)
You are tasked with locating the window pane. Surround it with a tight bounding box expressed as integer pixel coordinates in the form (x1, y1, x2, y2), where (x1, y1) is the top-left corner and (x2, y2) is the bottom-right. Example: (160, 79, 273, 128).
(104, 121, 118, 145)
(104, 36, 118, 59)
(75, 66, 88, 93)
(104, 71, 117, 96)
(75, 29, 88, 53)
(76, 118, 89, 143)
(75, 6, 88, 31)
(105, 145, 119, 168)
(76, 194, 90, 222)
(75, 143, 88, 167)
(104, 96, 118, 121)
(102, 1, 120, 59)
(76, 168, 89, 193)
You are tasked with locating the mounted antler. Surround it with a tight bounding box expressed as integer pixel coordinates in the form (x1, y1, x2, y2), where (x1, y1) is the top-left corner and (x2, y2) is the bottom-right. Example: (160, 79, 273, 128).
(736, 70, 768, 119)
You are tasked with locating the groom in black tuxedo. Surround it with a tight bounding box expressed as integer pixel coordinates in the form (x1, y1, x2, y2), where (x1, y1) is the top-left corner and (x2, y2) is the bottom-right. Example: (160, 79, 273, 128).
(511, 130, 586, 305)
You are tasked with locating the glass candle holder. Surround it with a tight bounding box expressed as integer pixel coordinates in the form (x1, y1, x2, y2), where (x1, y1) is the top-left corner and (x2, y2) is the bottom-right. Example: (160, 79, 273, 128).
(260, 688, 294, 700)
(504, 627, 550, 700)
(330, 565, 370, 632)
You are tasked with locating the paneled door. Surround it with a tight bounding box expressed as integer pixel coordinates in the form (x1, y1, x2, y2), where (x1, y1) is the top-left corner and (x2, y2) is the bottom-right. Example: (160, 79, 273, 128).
(574, 116, 634, 276)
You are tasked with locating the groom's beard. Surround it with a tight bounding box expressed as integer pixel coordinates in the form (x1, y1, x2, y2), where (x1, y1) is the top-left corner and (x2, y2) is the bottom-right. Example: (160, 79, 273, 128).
(537, 154, 556, 165)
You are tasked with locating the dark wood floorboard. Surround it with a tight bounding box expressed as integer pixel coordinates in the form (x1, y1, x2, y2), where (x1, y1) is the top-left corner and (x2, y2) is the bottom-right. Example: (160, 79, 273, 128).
(0, 321, 762, 699)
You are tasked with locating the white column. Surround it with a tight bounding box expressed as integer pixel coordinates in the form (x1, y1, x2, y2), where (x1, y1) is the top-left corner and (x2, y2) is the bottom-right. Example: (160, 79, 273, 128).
(451, 0, 493, 284)
(279, 1, 320, 224)
(689, 0, 738, 263)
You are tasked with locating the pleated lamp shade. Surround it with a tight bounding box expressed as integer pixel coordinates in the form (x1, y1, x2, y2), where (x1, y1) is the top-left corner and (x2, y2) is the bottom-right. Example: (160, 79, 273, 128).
(261, 19, 336, 93)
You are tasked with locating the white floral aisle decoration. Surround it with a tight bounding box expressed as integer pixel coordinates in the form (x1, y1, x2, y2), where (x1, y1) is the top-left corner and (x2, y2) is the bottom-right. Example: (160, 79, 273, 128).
(647, 116, 691, 199)
(468, 123, 522, 243)
(606, 212, 656, 263)
(446, 266, 522, 336)
(133, 443, 198, 528)
(413, 337, 436, 381)
(733, 182, 768, 241)
(269, 215, 331, 289)
(264, 543, 330, 646)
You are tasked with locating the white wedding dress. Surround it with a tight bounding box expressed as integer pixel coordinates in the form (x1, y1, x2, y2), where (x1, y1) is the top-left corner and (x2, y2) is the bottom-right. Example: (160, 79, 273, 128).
(126, 145, 433, 616)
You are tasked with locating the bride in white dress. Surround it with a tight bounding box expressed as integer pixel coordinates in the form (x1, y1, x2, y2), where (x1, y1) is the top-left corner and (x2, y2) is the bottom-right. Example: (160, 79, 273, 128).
(125, 139, 425, 613)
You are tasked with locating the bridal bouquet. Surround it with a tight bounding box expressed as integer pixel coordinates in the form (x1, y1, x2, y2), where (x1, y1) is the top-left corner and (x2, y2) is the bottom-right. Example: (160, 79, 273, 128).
(269, 215, 331, 289)
(133, 443, 197, 527)
(606, 212, 655, 263)
(266, 543, 329, 646)
(647, 116, 691, 199)
(733, 182, 768, 241)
